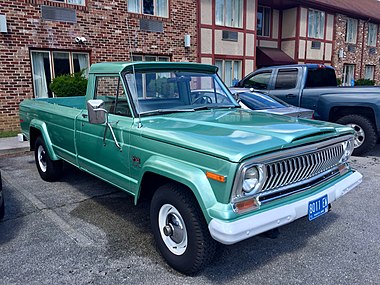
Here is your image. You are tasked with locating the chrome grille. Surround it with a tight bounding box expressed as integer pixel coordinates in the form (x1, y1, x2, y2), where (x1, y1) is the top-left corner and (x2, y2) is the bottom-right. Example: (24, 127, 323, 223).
(261, 143, 344, 193)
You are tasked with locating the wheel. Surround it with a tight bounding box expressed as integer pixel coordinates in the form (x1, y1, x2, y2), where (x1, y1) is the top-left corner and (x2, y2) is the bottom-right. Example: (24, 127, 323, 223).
(336, 114, 378, 156)
(150, 183, 216, 275)
(34, 136, 63, 181)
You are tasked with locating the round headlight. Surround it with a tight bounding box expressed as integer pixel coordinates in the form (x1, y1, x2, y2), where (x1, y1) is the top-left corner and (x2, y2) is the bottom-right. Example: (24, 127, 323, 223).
(242, 167, 259, 193)
(340, 139, 354, 163)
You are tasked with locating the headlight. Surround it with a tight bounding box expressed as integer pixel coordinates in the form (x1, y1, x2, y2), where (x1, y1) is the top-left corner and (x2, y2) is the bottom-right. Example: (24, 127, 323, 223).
(340, 138, 354, 163)
(241, 165, 265, 195)
(231, 164, 266, 214)
(243, 167, 259, 192)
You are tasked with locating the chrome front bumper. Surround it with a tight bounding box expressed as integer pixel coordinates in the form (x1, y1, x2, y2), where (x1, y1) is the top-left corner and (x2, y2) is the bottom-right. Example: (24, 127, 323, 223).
(209, 171, 362, 245)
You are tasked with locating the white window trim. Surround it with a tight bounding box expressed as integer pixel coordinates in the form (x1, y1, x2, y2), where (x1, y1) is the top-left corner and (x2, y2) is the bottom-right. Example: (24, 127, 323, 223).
(215, 0, 243, 28)
(127, 0, 169, 18)
(257, 6, 271, 37)
(368, 23, 378, 47)
(30, 50, 90, 98)
(308, 9, 325, 39)
(364, 65, 375, 80)
(215, 59, 242, 87)
(346, 18, 358, 44)
(342, 64, 355, 86)
(51, 0, 86, 6)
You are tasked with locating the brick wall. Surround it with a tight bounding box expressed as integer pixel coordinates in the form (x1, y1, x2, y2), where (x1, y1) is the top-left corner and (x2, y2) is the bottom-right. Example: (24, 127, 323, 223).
(332, 14, 380, 83)
(0, 0, 197, 132)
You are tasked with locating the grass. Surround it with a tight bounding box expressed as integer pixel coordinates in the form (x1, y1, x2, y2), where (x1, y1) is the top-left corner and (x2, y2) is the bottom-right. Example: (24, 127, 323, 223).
(0, 131, 19, 138)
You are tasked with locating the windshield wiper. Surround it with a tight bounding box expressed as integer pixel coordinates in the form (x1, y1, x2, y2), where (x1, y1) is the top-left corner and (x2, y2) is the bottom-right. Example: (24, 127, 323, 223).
(139, 108, 195, 116)
(192, 105, 239, 111)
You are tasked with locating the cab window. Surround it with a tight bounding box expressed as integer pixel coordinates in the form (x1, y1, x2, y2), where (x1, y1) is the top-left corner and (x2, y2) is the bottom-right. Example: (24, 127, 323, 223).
(241, 72, 272, 90)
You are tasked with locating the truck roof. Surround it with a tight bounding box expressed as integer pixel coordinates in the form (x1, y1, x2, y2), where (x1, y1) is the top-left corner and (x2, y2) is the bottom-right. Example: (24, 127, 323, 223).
(89, 61, 218, 74)
(264, 63, 335, 70)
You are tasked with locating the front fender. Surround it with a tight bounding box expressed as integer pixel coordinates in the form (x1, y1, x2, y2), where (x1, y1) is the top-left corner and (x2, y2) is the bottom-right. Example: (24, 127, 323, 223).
(30, 119, 59, 161)
(136, 155, 218, 222)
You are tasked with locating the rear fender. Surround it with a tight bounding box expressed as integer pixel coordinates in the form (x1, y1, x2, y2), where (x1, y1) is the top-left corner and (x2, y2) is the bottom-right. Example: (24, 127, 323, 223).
(30, 119, 59, 161)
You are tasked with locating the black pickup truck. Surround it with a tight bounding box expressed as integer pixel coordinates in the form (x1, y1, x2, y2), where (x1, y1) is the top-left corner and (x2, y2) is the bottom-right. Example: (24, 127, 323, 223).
(233, 64, 380, 156)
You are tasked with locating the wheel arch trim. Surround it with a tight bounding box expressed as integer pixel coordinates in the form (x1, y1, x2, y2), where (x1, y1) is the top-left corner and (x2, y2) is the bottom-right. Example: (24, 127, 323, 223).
(136, 155, 218, 222)
(30, 119, 59, 161)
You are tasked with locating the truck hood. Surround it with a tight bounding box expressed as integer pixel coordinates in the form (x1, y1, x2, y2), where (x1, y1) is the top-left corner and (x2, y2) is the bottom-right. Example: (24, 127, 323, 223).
(140, 109, 353, 162)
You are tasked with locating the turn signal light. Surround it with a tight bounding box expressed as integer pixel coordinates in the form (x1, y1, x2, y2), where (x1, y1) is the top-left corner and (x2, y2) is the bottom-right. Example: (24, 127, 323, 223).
(233, 198, 260, 214)
(206, 171, 226, 183)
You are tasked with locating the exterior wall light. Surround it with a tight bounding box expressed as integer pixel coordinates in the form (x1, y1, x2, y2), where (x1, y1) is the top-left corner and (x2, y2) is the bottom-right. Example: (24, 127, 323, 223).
(184, 34, 191, 48)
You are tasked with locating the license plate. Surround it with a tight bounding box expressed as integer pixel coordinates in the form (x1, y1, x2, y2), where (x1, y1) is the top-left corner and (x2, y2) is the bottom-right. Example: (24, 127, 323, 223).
(308, 195, 328, 221)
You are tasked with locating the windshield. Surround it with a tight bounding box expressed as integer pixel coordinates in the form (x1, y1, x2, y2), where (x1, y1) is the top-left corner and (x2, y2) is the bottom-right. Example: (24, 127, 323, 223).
(124, 70, 238, 115)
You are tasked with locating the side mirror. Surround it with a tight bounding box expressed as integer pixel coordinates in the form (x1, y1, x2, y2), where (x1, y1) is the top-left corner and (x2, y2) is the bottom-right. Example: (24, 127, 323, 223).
(87, 99, 107, 124)
(232, 93, 241, 103)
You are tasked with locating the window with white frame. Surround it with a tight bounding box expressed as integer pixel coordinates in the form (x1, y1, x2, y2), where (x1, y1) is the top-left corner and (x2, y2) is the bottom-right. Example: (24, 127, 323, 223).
(365, 65, 375, 80)
(132, 54, 170, 62)
(257, 6, 271, 37)
(31, 50, 90, 98)
(54, 0, 85, 5)
(342, 64, 355, 86)
(368, 23, 378, 46)
(128, 0, 168, 17)
(215, 0, 243, 28)
(308, 9, 325, 39)
(215, 59, 241, 86)
(346, 18, 358, 44)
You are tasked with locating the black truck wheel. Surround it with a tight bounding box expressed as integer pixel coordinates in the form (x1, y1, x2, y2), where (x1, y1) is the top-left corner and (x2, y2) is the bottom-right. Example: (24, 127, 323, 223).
(34, 136, 63, 181)
(150, 183, 216, 275)
(336, 115, 377, 156)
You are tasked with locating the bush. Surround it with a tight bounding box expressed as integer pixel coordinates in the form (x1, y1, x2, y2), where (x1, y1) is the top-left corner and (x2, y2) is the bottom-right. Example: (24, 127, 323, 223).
(354, 78, 375, 86)
(49, 71, 88, 97)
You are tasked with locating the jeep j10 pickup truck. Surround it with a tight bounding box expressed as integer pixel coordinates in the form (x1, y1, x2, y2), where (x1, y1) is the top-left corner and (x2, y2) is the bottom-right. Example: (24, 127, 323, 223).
(19, 62, 362, 275)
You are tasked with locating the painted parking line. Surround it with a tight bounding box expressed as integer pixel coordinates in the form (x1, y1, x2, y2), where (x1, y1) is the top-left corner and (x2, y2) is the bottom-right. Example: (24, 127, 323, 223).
(2, 171, 93, 247)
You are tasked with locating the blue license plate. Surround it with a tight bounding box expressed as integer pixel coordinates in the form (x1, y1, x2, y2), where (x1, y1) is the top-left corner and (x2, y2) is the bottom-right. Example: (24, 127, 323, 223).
(308, 195, 328, 221)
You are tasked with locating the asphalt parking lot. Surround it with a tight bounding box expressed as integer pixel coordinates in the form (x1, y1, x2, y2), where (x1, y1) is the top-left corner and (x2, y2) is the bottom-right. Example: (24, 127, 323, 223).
(0, 145, 379, 285)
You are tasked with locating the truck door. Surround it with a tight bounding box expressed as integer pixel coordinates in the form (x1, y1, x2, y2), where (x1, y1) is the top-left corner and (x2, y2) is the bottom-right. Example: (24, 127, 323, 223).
(75, 75, 134, 193)
(269, 68, 300, 106)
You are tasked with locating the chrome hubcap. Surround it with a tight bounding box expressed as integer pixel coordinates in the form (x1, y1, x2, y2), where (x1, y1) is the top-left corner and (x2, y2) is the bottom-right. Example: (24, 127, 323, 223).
(37, 145, 47, 172)
(158, 204, 187, 255)
(347, 123, 365, 148)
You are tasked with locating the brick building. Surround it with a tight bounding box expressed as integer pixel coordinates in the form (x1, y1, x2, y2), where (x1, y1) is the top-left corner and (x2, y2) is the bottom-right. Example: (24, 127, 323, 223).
(0, 0, 197, 132)
(1, 0, 380, 132)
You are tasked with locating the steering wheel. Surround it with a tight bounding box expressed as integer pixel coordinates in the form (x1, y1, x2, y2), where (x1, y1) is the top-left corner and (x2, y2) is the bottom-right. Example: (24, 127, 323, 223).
(192, 95, 213, 104)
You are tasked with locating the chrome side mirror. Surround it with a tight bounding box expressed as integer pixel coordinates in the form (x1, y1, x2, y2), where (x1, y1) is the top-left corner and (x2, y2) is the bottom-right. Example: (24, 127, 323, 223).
(87, 99, 107, 124)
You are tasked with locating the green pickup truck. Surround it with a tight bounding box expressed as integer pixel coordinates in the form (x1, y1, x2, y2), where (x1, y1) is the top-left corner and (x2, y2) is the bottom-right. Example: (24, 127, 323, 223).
(20, 62, 362, 275)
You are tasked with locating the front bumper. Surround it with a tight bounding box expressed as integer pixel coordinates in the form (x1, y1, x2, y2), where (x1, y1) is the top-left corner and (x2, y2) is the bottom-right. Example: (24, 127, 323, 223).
(208, 170, 362, 245)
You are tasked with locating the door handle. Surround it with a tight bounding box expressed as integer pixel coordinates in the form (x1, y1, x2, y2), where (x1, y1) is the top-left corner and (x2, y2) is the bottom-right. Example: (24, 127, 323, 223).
(82, 113, 88, 118)
(286, 94, 297, 98)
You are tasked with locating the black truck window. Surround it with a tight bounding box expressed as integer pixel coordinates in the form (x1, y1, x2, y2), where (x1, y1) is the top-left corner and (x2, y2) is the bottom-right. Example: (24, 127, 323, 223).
(242, 72, 272, 89)
(274, 69, 298, 89)
(305, 67, 337, 88)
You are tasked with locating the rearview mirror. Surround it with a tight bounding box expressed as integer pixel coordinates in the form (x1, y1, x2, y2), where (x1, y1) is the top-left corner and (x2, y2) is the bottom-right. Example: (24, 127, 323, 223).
(87, 99, 107, 124)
